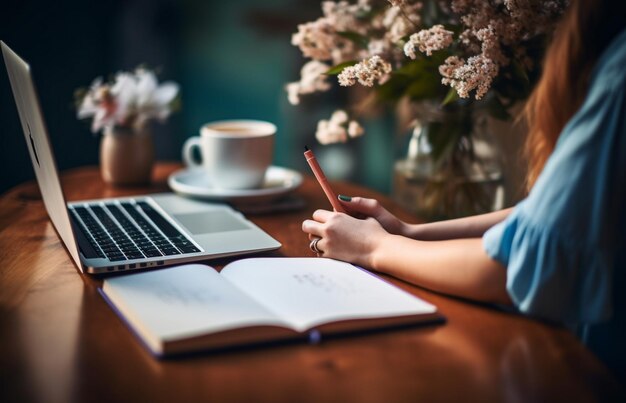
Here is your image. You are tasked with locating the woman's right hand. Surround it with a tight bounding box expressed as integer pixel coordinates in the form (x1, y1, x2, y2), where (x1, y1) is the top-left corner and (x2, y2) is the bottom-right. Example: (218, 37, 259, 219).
(338, 195, 409, 237)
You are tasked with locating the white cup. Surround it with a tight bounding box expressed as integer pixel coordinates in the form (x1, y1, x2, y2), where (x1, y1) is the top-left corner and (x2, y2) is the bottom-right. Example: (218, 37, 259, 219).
(182, 120, 275, 189)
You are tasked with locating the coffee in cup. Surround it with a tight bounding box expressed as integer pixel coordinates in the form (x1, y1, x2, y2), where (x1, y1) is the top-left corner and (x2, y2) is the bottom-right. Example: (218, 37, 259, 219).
(182, 120, 275, 189)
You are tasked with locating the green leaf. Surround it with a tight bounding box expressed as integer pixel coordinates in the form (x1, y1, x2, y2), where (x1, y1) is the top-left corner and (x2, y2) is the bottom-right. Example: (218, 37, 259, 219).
(441, 87, 459, 106)
(511, 59, 530, 84)
(405, 78, 441, 100)
(393, 59, 430, 77)
(324, 61, 358, 75)
(485, 95, 511, 121)
(375, 53, 450, 103)
(336, 31, 369, 49)
(392, 52, 448, 77)
(376, 75, 411, 101)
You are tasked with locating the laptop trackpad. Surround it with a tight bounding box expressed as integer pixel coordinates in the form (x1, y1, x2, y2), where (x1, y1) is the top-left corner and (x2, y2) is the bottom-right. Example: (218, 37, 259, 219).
(173, 211, 249, 235)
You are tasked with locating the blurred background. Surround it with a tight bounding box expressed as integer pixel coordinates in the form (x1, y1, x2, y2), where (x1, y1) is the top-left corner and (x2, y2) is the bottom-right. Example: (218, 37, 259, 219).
(0, 0, 526, 203)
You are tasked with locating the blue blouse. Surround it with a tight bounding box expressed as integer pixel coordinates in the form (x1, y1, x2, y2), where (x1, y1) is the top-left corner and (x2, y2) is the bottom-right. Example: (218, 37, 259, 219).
(483, 29, 626, 375)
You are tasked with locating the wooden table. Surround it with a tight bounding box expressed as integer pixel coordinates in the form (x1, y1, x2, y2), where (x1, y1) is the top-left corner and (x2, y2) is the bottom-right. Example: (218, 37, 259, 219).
(0, 163, 623, 402)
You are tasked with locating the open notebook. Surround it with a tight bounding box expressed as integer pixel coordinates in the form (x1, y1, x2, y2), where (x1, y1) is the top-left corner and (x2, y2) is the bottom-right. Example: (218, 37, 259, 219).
(100, 257, 443, 356)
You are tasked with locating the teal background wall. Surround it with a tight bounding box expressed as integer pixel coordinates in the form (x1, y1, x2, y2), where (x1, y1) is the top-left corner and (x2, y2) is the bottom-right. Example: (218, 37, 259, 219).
(1, 0, 397, 196)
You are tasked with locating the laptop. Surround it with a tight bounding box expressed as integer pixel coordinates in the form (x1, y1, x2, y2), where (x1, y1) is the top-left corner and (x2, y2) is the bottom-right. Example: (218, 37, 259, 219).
(1, 41, 281, 274)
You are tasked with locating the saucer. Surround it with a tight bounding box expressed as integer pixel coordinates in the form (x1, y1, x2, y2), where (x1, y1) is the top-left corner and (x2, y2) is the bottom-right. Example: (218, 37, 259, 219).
(168, 166, 303, 203)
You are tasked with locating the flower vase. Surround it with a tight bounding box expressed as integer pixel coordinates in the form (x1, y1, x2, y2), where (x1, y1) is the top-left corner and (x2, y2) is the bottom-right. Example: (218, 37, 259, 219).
(100, 126, 155, 186)
(392, 108, 505, 221)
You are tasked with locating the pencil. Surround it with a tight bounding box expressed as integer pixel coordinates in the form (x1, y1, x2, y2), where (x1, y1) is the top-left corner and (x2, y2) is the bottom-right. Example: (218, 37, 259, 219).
(303, 146, 346, 213)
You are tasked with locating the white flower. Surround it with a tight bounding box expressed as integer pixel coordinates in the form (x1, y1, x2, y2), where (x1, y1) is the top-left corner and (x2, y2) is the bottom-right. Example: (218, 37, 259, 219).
(439, 55, 498, 99)
(291, 19, 336, 62)
(77, 68, 179, 133)
(368, 39, 390, 56)
(285, 60, 331, 105)
(288, 0, 566, 128)
(109, 72, 137, 126)
(291, 0, 372, 65)
(347, 120, 364, 138)
(286, 83, 302, 106)
(337, 55, 392, 87)
(132, 68, 179, 127)
(404, 25, 454, 59)
(382, 1, 422, 42)
(315, 109, 364, 145)
(77, 78, 118, 133)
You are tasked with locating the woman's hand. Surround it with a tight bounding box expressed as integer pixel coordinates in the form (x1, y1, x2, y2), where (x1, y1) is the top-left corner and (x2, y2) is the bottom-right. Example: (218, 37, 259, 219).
(338, 195, 409, 236)
(302, 209, 390, 268)
(302, 205, 511, 305)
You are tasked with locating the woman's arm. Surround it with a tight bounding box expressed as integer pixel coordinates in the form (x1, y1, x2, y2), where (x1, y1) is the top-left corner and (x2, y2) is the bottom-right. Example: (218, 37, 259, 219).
(404, 208, 513, 240)
(339, 196, 512, 240)
(373, 234, 511, 304)
(302, 209, 512, 305)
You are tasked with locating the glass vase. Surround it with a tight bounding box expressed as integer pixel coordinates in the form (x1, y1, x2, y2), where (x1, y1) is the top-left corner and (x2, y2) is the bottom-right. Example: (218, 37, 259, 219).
(392, 106, 505, 221)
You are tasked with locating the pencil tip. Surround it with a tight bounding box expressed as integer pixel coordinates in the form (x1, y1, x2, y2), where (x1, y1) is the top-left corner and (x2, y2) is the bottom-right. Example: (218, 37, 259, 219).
(304, 145, 310, 152)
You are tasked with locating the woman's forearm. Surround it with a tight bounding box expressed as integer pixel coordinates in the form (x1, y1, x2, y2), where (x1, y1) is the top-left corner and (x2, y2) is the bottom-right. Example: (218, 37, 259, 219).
(402, 208, 513, 240)
(370, 234, 511, 305)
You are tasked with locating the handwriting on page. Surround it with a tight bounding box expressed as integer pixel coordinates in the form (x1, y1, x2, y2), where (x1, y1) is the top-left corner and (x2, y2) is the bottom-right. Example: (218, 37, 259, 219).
(154, 284, 221, 307)
(292, 272, 358, 295)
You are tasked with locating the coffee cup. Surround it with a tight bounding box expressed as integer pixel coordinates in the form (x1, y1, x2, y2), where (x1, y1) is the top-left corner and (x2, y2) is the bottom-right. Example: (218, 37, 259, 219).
(182, 120, 275, 189)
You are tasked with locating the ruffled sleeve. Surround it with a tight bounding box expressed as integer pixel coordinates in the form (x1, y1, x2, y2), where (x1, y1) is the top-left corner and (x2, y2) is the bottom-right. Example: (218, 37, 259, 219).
(484, 208, 613, 325)
(482, 48, 626, 327)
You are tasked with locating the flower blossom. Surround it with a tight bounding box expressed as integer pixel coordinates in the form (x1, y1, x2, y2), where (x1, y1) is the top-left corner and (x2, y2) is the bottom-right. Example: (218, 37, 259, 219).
(285, 60, 332, 105)
(439, 55, 498, 99)
(404, 24, 454, 58)
(291, 19, 337, 62)
(77, 68, 179, 133)
(338, 55, 392, 87)
(382, 2, 422, 43)
(288, 0, 567, 116)
(315, 110, 364, 145)
(475, 25, 506, 66)
(291, 0, 372, 64)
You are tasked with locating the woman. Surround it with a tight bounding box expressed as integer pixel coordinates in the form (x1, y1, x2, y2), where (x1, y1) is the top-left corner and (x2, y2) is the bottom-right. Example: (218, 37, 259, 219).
(302, 0, 626, 379)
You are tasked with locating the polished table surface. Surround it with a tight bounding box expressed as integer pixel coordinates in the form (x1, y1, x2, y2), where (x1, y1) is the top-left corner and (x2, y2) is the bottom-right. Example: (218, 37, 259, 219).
(0, 163, 623, 402)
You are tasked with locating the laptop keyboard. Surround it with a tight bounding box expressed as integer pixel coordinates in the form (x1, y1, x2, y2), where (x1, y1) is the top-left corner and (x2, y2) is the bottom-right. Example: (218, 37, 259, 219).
(70, 200, 200, 262)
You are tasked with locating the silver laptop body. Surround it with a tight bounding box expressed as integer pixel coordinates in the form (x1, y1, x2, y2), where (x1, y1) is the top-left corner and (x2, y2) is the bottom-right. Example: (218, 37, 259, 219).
(2, 41, 281, 274)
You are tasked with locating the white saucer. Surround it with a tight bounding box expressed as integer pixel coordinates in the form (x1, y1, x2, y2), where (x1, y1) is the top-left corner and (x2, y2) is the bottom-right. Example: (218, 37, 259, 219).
(168, 166, 303, 203)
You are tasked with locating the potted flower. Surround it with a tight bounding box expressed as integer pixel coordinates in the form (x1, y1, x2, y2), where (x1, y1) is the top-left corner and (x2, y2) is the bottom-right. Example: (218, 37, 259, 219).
(286, 0, 567, 219)
(75, 67, 179, 186)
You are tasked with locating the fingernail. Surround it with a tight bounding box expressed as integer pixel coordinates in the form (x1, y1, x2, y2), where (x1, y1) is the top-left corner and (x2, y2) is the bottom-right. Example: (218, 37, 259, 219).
(338, 195, 352, 202)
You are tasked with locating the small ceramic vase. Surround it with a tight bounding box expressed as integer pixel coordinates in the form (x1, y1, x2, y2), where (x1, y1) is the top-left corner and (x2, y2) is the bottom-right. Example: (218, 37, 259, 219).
(100, 125, 155, 186)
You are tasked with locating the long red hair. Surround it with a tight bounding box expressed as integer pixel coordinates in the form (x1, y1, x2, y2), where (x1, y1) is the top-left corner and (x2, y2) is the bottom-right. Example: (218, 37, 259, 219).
(524, 0, 626, 189)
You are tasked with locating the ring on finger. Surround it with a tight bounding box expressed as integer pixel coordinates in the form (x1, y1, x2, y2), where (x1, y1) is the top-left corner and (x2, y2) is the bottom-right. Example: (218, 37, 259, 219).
(309, 237, 322, 254)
